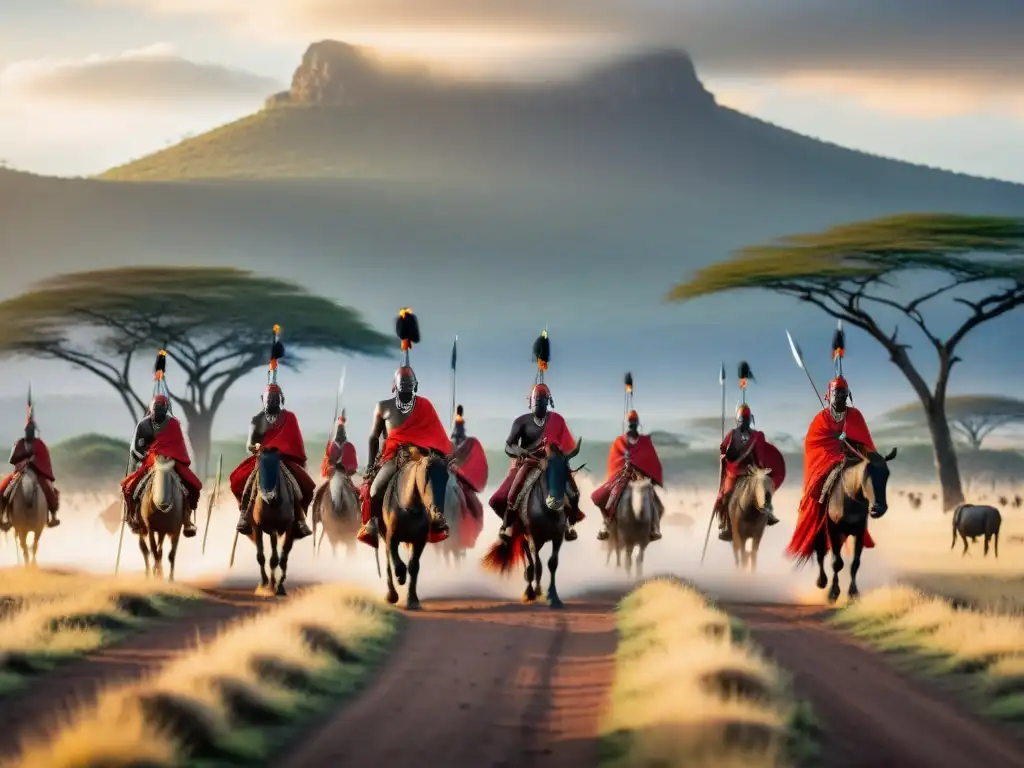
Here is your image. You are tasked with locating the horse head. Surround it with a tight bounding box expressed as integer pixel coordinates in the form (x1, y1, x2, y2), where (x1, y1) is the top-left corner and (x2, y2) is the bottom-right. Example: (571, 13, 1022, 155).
(544, 438, 582, 511)
(150, 454, 179, 512)
(862, 447, 897, 518)
(258, 449, 282, 503)
(415, 450, 452, 521)
(748, 465, 775, 517)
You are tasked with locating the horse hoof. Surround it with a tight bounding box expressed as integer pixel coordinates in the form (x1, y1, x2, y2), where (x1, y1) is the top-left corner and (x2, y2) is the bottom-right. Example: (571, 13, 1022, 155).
(405, 600, 422, 611)
(386, 590, 399, 605)
(275, 584, 287, 597)
(816, 574, 828, 589)
(547, 595, 564, 610)
(522, 588, 537, 603)
(847, 590, 859, 602)
(827, 587, 840, 604)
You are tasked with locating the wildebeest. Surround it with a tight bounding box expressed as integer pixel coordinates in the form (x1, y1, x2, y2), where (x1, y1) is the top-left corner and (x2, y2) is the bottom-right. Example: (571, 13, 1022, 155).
(951, 504, 1001, 558)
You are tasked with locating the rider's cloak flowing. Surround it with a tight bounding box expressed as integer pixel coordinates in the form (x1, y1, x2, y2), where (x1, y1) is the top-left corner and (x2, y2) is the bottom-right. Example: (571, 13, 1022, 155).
(229, 410, 314, 506)
(121, 417, 203, 504)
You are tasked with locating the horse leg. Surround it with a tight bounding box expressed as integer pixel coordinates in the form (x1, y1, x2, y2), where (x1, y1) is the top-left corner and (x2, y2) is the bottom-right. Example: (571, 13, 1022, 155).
(276, 533, 293, 596)
(522, 540, 537, 603)
(255, 531, 270, 591)
(637, 543, 646, 580)
(848, 533, 866, 601)
(390, 533, 407, 586)
(814, 529, 828, 589)
(547, 536, 564, 609)
(529, 537, 543, 596)
(268, 534, 280, 592)
(149, 530, 163, 579)
(827, 523, 845, 604)
(384, 534, 399, 605)
(405, 537, 426, 611)
(30, 530, 41, 566)
(750, 530, 764, 573)
(138, 535, 151, 577)
(167, 531, 180, 582)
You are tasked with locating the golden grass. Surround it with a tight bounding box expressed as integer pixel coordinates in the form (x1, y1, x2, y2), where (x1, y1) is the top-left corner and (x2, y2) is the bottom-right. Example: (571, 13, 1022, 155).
(601, 578, 805, 768)
(2, 583, 396, 768)
(834, 585, 1024, 719)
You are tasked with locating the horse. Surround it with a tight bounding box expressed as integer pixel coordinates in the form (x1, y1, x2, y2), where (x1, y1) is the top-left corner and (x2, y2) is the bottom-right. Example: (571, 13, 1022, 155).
(313, 470, 361, 559)
(379, 448, 454, 610)
(137, 454, 187, 580)
(608, 475, 658, 578)
(813, 448, 897, 603)
(245, 449, 296, 596)
(8, 468, 47, 566)
(481, 440, 583, 609)
(727, 466, 775, 572)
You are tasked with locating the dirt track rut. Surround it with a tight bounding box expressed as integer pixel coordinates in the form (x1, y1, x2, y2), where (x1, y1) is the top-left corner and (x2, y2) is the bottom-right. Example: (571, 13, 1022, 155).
(0, 587, 269, 758)
(730, 603, 1024, 768)
(283, 598, 618, 767)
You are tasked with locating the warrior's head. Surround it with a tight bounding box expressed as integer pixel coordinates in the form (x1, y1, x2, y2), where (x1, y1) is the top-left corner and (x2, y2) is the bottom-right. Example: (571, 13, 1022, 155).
(828, 322, 849, 415)
(736, 361, 755, 430)
(150, 394, 170, 424)
(265, 325, 285, 417)
(626, 410, 640, 439)
(530, 330, 552, 419)
(452, 404, 467, 445)
(736, 403, 753, 431)
(394, 308, 420, 407)
(150, 350, 170, 423)
(334, 410, 347, 443)
(24, 386, 36, 444)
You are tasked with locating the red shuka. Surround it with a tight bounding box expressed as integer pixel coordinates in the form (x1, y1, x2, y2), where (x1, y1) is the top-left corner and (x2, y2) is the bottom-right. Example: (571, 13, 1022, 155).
(321, 441, 358, 478)
(454, 478, 485, 549)
(120, 418, 203, 502)
(542, 412, 576, 454)
(716, 431, 787, 504)
(451, 436, 489, 493)
(229, 410, 313, 504)
(380, 396, 453, 463)
(0, 438, 57, 496)
(787, 407, 876, 562)
(590, 434, 664, 510)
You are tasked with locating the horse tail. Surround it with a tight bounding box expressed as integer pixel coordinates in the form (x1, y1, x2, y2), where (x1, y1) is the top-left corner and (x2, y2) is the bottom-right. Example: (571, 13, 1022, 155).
(480, 531, 527, 575)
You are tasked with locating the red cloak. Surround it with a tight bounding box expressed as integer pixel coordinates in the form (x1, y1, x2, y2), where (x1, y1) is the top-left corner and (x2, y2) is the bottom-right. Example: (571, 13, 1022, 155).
(380, 396, 453, 463)
(229, 410, 315, 506)
(715, 431, 786, 505)
(590, 434, 663, 511)
(120, 418, 203, 504)
(542, 412, 576, 454)
(321, 441, 358, 478)
(455, 478, 485, 549)
(450, 436, 489, 492)
(0, 438, 57, 496)
(787, 407, 876, 562)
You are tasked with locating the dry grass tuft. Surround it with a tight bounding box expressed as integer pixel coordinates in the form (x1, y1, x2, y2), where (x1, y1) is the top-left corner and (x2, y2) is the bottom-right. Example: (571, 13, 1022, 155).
(2, 584, 396, 768)
(601, 577, 807, 768)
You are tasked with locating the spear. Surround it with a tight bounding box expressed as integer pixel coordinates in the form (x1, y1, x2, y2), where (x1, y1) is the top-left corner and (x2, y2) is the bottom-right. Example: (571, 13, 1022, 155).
(700, 362, 728, 564)
(114, 454, 132, 575)
(786, 329, 825, 407)
(201, 454, 223, 555)
(448, 335, 458, 429)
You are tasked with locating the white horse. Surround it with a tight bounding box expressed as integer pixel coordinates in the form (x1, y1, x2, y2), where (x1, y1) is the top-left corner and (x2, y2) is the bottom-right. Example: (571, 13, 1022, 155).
(609, 477, 658, 578)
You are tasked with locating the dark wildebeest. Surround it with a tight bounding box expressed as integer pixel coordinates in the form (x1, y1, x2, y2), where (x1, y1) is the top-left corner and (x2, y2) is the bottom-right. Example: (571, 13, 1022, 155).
(814, 448, 897, 603)
(481, 440, 582, 608)
(951, 504, 1001, 558)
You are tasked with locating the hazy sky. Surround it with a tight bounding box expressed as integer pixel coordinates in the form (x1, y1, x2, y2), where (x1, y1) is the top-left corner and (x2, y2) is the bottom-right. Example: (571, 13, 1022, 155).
(0, 0, 1022, 181)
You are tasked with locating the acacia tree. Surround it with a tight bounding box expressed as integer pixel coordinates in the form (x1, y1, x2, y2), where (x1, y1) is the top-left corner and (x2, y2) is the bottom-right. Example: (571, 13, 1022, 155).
(883, 395, 1024, 450)
(668, 213, 1024, 511)
(0, 267, 391, 478)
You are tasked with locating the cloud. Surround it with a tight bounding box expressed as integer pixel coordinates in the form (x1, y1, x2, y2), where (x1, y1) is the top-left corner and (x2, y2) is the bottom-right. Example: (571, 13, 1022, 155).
(0, 43, 282, 106)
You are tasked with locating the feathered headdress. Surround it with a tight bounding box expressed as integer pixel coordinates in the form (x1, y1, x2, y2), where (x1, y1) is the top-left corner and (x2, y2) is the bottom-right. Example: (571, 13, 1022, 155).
(455, 404, 464, 424)
(395, 308, 420, 365)
(736, 361, 754, 423)
(151, 350, 171, 412)
(338, 408, 346, 425)
(529, 329, 553, 407)
(827, 320, 849, 404)
(267, 325, 284, 392)
(25, 384, 34, 426)
(623, 372, 639, 431)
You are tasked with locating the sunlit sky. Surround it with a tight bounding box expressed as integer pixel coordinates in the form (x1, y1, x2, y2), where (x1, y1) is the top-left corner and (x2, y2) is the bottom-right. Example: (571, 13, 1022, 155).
(1, 0, 1023, 181)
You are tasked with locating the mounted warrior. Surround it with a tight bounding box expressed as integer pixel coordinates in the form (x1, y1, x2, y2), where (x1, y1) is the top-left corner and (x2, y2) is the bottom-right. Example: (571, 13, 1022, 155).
(121, 351, 203, 537)
(448, 404, 489, 548)
(321, 410, 358, 482)
(488, 330, 584, 543)
(357, 308, 453, 545)
(787, 324, 880, 562)
(591, 373, 665, 541)
(0, 389, 61, 532)
(713, 362, 786, 542)
(230, 326, 315, 540)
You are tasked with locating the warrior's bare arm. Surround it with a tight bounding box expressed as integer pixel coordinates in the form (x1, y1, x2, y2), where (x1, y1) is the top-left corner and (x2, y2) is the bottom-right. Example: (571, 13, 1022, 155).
(245, 417, 262, 454)
(367, 404, 386, 468)
(504, 419, 526, 458)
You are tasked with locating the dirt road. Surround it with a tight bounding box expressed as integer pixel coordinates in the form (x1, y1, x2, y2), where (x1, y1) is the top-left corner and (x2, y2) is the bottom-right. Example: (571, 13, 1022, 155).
(283, 597, 618, 767)
(730, 603, 1024, 768)
(0, 586, 271, 759)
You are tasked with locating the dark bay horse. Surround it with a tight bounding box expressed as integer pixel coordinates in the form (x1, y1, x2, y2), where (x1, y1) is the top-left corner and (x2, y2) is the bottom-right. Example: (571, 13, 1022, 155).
(813, 447, 897, 603)
(481, 440, 582, 609)
(247, 449, 296, 596)
(379, 449, 454, 610)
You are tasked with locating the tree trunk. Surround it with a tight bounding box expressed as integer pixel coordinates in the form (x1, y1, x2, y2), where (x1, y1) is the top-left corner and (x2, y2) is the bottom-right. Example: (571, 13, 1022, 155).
(923, 399, 965, 512)
(186, 412, 214, 483)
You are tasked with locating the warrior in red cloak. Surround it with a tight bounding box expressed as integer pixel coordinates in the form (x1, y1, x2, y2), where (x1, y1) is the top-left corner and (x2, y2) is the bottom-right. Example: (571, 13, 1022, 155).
(358, 309, 453, 545)
(488, 330, 584, 543)
(230, 326, 315, 539)
(0, 389, 61, 531)
(787, 324, 878, 562)
(321, 410, 358, 480)
(448, 404, 489, 548)
(120, 352, 203, 536)
(713, 362, 787, 541)
(591, 373, 665, 541)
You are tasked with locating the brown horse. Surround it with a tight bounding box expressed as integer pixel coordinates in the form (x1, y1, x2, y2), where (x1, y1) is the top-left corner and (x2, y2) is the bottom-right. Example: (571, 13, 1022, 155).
(727, 467, 775, 572)
(379, 449, 453, 611)
(136, 454, 186, 580)
(312, 470, 361, 558)
(813, 448, 897, 603)
(245, 449, 297, 596)
(8, 468, 47, 566)
(608, 475, 658, 579)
